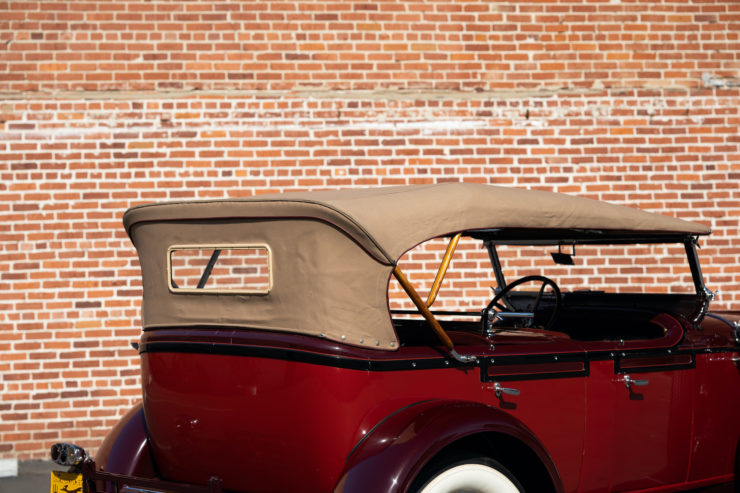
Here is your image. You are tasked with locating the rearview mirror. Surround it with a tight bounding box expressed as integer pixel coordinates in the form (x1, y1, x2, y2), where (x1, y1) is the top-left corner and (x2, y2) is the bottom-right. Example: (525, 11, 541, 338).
(551, 244, 576, 265)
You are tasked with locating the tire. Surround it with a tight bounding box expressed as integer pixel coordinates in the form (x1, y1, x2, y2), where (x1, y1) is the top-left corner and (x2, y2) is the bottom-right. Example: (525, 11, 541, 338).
(414, 457, 524, 493)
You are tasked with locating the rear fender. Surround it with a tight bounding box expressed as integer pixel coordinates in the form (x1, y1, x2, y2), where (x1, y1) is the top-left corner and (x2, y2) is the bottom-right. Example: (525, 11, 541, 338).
(94, 402, 155, 478)
(334, 399, 562, 493)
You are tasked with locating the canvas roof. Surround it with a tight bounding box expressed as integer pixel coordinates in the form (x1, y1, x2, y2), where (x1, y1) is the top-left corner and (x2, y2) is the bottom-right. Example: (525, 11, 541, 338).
(124, 183, 709, 263)
(123, 183, 710, 350)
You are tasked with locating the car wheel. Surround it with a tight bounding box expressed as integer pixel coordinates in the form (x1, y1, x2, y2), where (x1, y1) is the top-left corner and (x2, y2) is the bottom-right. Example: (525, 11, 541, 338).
(414, 457, 524, 493)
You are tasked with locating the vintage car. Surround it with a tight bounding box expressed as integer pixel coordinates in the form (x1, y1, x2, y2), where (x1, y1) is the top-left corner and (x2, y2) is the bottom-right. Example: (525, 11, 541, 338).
(50, 183, 740, 493)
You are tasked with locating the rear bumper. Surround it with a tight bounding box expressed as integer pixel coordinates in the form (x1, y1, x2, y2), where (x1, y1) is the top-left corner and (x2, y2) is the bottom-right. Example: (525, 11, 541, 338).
(81, 460, 223, 493)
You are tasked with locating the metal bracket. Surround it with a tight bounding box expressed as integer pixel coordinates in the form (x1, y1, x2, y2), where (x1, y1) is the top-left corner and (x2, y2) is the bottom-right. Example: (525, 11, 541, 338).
(684, 237, 713, 325)
(450, 349, 478, 364)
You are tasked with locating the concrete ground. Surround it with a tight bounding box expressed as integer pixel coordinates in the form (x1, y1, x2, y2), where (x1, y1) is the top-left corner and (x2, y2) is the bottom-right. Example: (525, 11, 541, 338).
(0, 460, 733, 493)
(0, 460, 56, 493)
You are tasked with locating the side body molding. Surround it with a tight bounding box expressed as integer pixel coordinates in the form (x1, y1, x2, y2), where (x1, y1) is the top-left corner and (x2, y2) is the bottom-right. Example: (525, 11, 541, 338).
(94, 402, 156, 478)
(334, 400, 563, 493)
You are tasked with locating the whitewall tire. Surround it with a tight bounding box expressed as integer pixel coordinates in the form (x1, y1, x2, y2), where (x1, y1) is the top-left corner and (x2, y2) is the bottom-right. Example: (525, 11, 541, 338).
(416, 458, 523, 493)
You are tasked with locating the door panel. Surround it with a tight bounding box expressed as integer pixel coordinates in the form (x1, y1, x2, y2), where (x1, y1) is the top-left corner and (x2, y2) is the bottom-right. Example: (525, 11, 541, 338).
(689, 352, 740, 481)
(579, 360, 618, 493)
(480, 355, 587, 493)
(610, 356, 694, 491)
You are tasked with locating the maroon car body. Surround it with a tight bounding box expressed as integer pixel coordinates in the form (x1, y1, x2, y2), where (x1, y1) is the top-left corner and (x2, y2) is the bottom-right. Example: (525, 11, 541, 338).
(51, 184, 740, 493)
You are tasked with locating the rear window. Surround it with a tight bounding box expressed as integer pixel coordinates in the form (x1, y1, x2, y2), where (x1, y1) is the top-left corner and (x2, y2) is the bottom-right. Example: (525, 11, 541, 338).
(168, 245, 272, 294)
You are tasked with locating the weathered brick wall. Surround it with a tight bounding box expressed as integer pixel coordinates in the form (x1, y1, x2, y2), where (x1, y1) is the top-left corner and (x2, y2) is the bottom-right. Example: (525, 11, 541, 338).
(1, 0, 739, 461)
(2, 0, 740, 92)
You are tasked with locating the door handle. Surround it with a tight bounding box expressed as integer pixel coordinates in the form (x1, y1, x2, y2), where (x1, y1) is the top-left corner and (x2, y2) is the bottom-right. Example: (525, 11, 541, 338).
(624, 375, 649, 389)
(494, 382, 520, 398)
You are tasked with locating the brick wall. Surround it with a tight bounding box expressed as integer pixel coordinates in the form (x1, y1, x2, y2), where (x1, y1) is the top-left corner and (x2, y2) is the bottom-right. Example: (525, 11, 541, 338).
(1, 0, 739, 461)
(2, 0, 740, 92)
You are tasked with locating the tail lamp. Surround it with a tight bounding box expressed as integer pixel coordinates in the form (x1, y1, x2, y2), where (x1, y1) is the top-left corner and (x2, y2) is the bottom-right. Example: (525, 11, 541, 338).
(50, 442, 87, 467)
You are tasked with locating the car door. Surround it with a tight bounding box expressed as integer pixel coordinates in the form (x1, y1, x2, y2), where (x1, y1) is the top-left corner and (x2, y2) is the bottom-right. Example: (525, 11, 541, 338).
(686, 314, 740, 483)
(578, 314, 694, 492)
(610, 351, 694, 490)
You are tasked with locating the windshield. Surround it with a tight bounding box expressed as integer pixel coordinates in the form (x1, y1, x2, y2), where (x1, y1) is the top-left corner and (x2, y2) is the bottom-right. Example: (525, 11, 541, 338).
(389, 237, 698, 314)
(493, 242, 696, 295)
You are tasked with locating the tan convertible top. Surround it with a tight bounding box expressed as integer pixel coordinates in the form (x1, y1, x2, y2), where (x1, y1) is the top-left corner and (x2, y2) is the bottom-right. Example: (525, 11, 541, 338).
(124, 183, 710, 350)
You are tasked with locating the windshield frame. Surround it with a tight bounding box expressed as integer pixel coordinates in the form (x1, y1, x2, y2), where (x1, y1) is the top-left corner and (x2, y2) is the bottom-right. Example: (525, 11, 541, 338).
(479, 234, 711, 325)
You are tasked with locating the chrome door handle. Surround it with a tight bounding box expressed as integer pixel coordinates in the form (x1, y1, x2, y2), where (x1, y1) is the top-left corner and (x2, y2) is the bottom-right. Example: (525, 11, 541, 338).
(494, 382, 520, 398)
(624, 375, 649, 389)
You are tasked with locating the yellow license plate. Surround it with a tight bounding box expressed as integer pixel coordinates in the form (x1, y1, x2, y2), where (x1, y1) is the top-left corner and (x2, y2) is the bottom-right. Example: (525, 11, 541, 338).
(50, 470, 82, 493)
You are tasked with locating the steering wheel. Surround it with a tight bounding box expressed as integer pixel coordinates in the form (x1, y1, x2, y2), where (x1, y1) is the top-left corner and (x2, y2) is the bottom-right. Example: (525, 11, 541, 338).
(481, 275, 562, 333)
